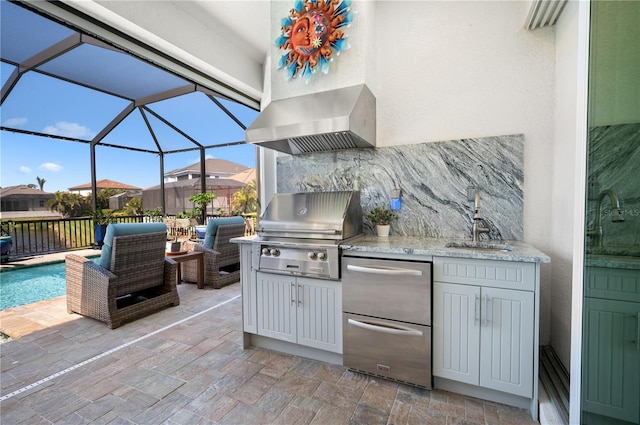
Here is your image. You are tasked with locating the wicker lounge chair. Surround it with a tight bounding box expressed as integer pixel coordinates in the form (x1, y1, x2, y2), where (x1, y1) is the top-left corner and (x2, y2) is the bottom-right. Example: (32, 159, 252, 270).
(66, 223, 179, 329)
(181, 217, 246, 289)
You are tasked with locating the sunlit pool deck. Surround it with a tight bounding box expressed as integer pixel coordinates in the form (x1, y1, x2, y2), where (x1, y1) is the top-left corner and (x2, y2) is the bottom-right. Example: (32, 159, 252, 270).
(0, 252, 538, 424)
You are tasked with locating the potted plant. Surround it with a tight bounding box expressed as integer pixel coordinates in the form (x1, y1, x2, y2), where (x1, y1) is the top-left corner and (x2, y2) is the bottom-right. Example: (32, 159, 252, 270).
(366, 204, 398, 237)
(189, 192, 216, 224)
(164, 215, 182, 252)
(0, 220, 14, 263)
(93, 208, 115, 248)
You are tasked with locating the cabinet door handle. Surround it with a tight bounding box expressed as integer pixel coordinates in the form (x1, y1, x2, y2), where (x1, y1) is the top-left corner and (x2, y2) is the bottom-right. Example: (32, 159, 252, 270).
(474, 293, 480, 325)
(297, 284, 302, 306)
(482, 295, 492, 327)
(347, 264, 422, 276)
(485, 295, 491, 326)
(290, 282, 295, 305)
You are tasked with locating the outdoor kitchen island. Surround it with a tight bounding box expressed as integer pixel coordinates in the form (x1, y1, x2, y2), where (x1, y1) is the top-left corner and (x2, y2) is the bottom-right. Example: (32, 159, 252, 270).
(233, 233, 549, 420)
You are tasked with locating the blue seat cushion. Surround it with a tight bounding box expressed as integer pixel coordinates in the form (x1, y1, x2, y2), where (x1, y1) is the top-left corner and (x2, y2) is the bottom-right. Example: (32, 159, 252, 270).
(98, 223, 167, 270)
(203, 216, 245, 248)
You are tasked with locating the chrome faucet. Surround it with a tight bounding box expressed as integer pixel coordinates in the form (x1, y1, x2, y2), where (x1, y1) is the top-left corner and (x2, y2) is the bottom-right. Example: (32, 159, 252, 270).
(587, 189, 625, 248)
(472, 189, 490, 242)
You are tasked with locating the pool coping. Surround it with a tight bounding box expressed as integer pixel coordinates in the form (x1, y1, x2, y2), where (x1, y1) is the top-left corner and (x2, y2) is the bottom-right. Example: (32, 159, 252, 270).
(0, 249, 99, 272)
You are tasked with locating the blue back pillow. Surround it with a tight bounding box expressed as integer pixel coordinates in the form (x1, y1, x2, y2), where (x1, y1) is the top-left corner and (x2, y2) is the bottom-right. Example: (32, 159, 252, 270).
(203, 216, 245, 248)
(98, 223, 167, 270)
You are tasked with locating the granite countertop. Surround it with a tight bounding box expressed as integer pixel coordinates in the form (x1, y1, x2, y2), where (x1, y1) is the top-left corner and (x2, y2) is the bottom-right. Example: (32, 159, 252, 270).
(233, 235, 551, 263)
(586, 254, 640, 270)
(340, 235, 550, 263)
(585, 246, 640, 270)
(231, 235, 260, 244)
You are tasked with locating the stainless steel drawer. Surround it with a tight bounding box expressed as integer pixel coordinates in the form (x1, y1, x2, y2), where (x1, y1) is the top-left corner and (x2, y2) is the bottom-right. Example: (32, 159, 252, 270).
(343, 313, 432, 388)
(342, 256, 432, 325)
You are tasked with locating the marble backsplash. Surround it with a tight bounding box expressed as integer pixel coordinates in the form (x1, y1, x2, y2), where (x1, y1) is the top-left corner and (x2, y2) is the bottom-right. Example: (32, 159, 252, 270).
(586, 122, 640, 249)
(277, 134, 524, 240)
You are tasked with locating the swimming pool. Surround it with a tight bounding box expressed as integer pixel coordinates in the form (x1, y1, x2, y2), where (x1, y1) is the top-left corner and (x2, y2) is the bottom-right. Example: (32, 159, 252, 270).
(0, 258, 97, 310)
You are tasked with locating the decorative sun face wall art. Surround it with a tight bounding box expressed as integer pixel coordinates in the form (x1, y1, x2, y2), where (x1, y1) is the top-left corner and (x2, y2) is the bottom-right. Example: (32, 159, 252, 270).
(275, 0, 354, 83)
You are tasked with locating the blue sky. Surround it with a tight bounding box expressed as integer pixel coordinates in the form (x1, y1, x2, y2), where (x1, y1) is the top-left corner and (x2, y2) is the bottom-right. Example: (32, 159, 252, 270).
(0, 62, 259, 193)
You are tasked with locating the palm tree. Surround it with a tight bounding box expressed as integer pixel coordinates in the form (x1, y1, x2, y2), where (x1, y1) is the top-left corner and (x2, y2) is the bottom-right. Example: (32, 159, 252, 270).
(47, 191, 68, 216)
(232, 180, 257, 214)
(36, 176, 46, 191)
(47, 191, 89, 217)
(124, 197, 143, 215)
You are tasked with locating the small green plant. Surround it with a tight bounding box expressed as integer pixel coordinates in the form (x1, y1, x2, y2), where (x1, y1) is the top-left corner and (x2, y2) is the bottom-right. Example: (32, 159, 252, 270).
(0, 220, 15, 237)
(366, 204, 398, 226)
(145, 207, 164, 222)
(189, 192, 216, 223)
(92, 208, 116, 225)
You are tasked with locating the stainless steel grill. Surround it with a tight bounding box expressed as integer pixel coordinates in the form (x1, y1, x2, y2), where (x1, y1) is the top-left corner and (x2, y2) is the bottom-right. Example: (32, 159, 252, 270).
(256, 191, 363, 280)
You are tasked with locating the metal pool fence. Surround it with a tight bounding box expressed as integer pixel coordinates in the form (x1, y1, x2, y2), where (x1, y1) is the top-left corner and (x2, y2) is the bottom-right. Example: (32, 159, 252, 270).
(0, 216, 143, 258)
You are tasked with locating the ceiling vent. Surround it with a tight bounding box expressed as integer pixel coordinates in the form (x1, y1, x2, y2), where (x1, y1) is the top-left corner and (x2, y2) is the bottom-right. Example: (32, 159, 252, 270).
(525, 0, 567, 30)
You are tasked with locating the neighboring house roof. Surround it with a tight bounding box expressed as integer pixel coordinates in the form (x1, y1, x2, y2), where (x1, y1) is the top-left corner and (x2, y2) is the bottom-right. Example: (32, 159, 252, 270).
(68, 179, 142, 191)
(230, 168, 256, 184)
(0, 185, 54, 197)
(165, 158, 250, 177)
(144, 177, 245, 191)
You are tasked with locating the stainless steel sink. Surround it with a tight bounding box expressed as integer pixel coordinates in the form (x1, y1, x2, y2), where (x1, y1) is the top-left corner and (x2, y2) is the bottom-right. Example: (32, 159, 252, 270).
(445, 241, 514, 251)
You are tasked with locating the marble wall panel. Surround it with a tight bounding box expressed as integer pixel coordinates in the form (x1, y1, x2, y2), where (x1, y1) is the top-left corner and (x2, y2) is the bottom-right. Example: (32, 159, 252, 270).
(587, 123, 640, 249)
(277, 134, 524, 240)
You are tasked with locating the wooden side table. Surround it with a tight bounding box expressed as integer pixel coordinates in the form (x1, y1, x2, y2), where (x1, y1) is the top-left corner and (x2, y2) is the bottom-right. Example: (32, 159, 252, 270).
(166, 251, 205, 289)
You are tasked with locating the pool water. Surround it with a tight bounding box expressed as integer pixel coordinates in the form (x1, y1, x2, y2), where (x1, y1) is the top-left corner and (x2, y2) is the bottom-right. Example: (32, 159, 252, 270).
(0, 258, 97, 310)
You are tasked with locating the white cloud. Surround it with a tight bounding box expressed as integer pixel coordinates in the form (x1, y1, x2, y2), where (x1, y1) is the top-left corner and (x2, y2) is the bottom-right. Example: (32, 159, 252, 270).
(19, 165, 32, 174)
(190, 154, 215, 164)
(39, 162, 63, 172)
(3, 117, 28, 127)
(42, 121, 95, 139)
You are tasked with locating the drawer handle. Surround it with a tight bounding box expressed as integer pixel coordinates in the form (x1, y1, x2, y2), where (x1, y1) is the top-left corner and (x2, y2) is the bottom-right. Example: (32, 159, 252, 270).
(347, 264, 422, 277)
(347, 318, 423, 337)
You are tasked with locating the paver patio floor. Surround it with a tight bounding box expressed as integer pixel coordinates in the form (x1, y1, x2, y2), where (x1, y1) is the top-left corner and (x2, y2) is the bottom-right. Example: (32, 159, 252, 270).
(0, 254, 538, 424)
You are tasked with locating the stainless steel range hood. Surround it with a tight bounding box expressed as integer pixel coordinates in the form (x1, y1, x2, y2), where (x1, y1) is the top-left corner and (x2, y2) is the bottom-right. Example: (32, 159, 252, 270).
(245, 84, 376, 155)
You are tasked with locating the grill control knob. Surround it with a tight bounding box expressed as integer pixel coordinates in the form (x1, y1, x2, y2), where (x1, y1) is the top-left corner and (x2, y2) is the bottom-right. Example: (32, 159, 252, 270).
(261, 247, 270, 256)
(269, 248, 280, 256)
(307, 251, 317, 260)
(317, 252, 326, 260)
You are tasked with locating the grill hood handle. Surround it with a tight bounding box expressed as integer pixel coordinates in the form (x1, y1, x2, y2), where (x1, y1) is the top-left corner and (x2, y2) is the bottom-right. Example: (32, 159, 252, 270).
(258, 228, 339, 235)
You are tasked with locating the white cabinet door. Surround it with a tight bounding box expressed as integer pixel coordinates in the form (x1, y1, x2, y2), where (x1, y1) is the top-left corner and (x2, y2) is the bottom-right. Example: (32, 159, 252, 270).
(296, 277, 342, 353)
(433, 282, 480, 385)
(480, 287, 534, 398)
(256, 273, 343, 354)
(583, 297, 640, 424)
(240, 244, 257, 333)
(256, 272, 296, 343)
(434, 282, 535, 398)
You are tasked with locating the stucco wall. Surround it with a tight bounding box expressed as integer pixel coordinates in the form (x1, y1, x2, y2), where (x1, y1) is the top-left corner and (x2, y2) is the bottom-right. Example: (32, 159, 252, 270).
(269, 0, 556, 345)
